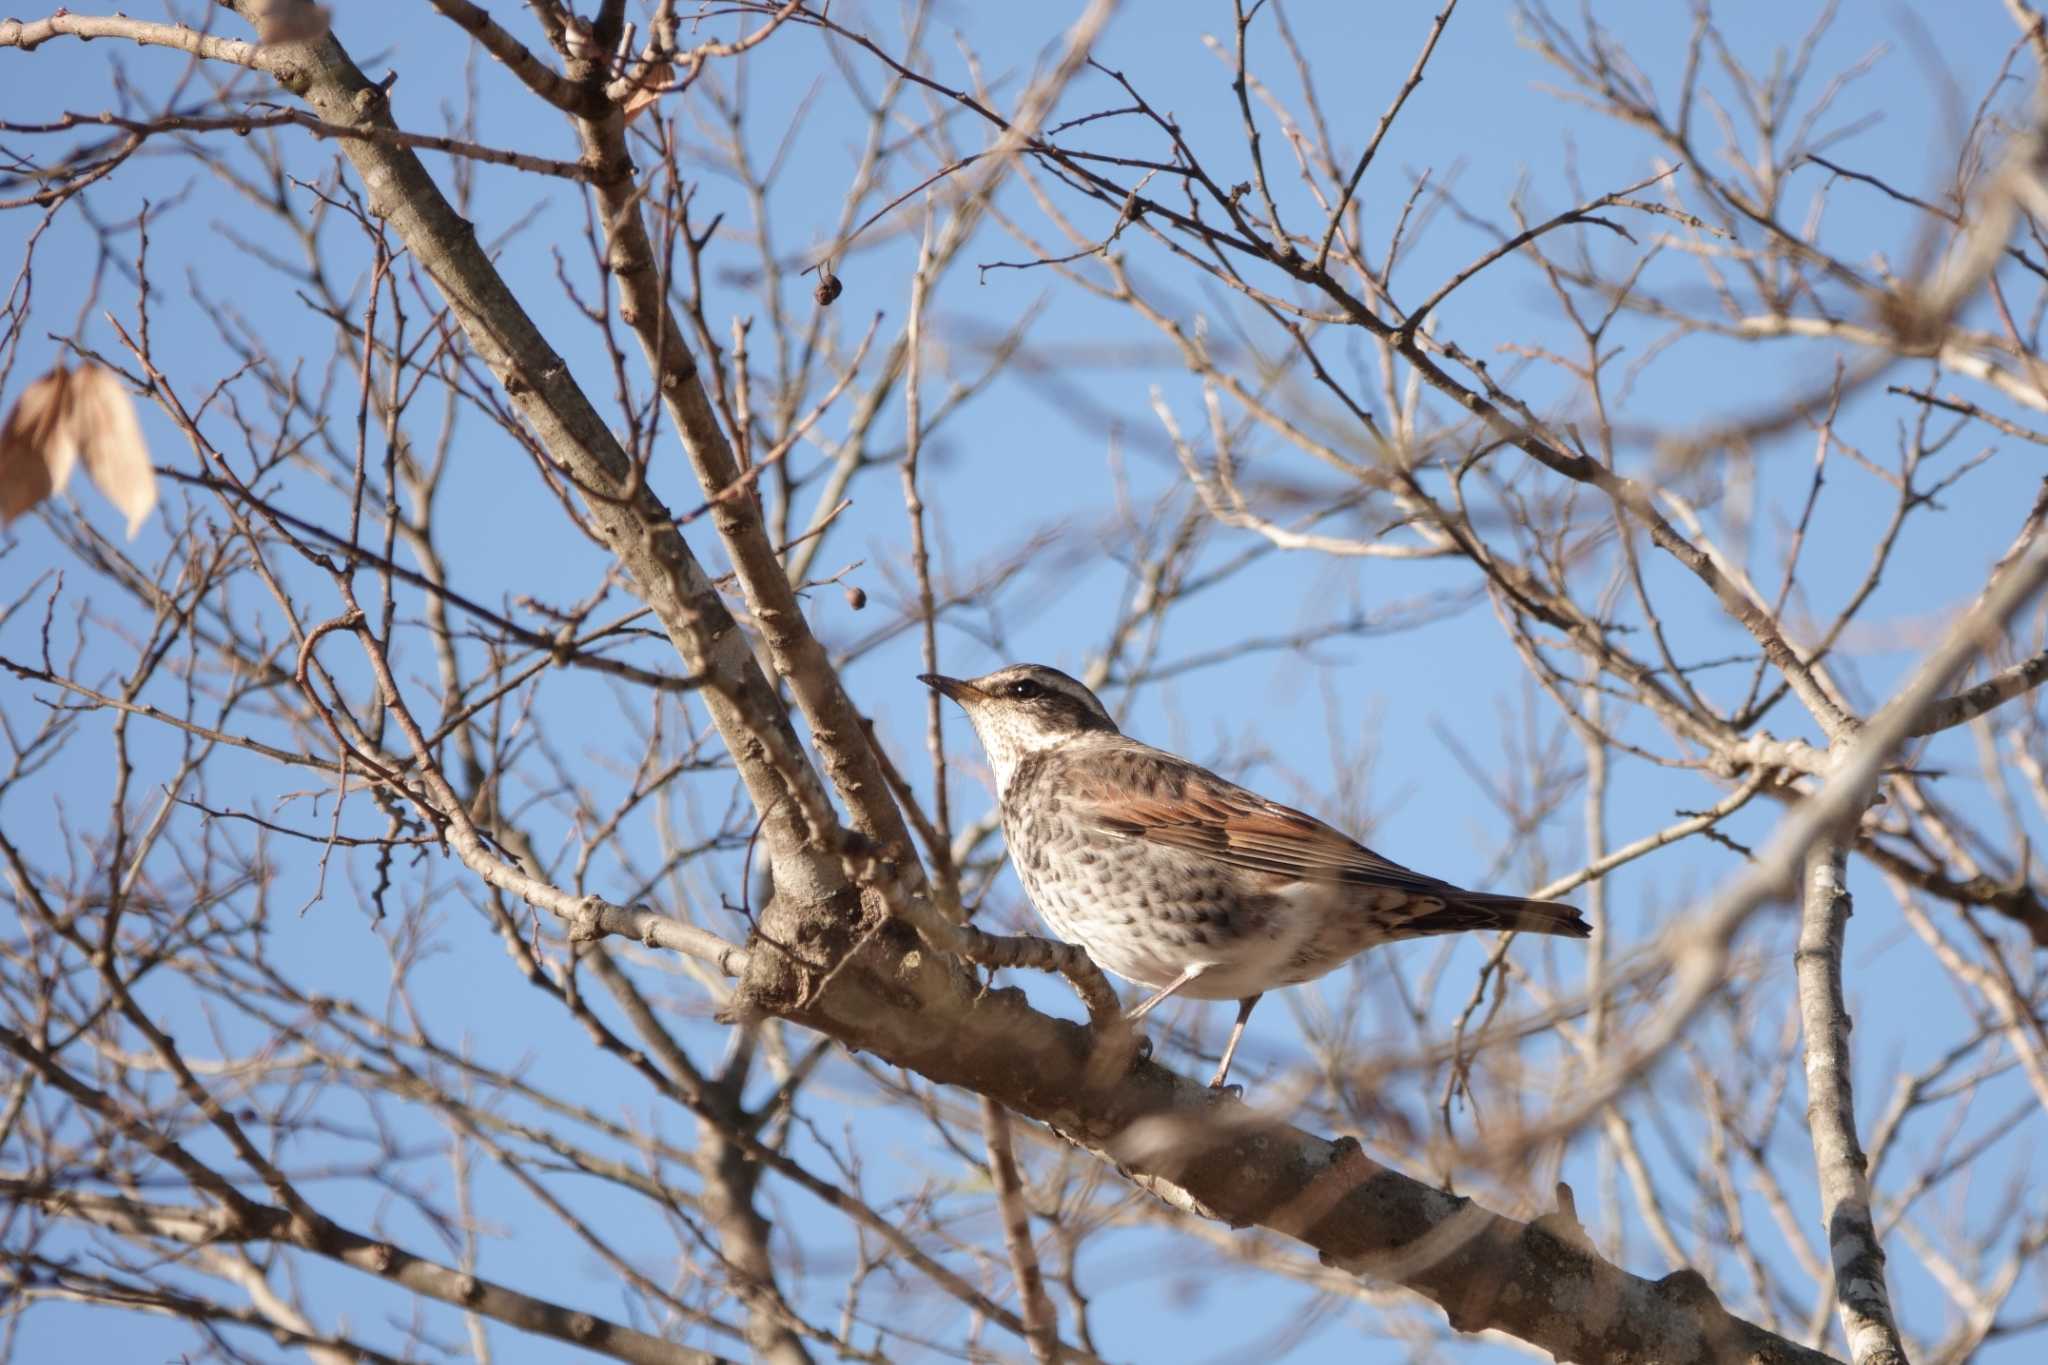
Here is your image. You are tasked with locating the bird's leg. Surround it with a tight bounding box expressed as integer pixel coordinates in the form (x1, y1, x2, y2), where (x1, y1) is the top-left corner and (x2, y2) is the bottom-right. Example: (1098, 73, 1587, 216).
(1123, 963, 1208, 1022)
(1210, 993, 1261, 1091)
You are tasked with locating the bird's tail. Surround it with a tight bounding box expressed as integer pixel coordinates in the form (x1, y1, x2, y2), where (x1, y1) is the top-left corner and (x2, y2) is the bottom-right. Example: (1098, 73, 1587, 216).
(1402, 891, 1591, 939)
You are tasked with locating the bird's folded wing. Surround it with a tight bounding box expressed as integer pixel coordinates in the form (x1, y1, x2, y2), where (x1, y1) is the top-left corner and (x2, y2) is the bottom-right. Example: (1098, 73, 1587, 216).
(1068, 752, 1447, 895)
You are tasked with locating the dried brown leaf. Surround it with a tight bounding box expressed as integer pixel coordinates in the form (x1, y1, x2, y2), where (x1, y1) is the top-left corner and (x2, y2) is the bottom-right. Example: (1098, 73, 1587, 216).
(0, 368, 79, 527)
(0, 363, 156, 538)
(69, 365, 156, 538)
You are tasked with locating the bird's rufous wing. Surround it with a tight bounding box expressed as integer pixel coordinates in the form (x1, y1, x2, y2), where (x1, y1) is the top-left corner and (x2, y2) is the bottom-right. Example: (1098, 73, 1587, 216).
(1064, 749, 1448, 896)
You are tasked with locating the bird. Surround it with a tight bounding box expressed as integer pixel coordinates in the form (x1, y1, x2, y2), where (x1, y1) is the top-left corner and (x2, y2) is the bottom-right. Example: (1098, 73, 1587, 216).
(921, 663, 1590, 1091)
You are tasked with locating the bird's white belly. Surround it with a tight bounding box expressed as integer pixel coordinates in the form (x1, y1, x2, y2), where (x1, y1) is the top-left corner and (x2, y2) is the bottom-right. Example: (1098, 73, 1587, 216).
(1023, 875, 1335, 1001)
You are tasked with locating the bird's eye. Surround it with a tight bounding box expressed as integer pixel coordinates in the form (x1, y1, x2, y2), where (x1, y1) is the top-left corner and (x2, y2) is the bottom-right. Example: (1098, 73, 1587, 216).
(1007, 678, 1044, 700)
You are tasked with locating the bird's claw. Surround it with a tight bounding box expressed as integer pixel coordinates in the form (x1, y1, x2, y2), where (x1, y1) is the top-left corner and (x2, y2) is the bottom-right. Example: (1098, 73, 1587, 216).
(1208, 1080, 1245, 1102)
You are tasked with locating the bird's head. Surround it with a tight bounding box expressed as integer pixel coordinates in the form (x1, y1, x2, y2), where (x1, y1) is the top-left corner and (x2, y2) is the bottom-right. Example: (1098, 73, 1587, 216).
(919, 663, 1118, 789)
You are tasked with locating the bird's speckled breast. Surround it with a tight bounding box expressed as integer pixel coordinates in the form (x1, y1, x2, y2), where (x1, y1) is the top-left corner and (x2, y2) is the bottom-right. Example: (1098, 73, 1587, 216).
(998, 743, 1341, 999)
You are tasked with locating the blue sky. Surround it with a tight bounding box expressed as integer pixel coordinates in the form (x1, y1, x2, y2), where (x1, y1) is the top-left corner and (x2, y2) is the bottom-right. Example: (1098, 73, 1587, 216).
(4, 2, 2046, 1361)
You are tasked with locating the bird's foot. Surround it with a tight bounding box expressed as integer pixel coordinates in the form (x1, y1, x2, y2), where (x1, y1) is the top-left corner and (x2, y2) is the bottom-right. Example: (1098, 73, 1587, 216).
(1207, 1079, 1245, 1102)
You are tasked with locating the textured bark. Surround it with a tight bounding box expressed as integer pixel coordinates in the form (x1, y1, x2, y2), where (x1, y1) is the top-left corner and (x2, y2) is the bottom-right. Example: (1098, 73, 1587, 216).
(695, 1101, 814, 1365)
(1796, 842, 1910, 1365)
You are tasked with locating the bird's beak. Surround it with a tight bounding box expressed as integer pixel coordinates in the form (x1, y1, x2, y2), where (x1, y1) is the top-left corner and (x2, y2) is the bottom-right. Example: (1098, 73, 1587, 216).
(918, 673, 977, 703)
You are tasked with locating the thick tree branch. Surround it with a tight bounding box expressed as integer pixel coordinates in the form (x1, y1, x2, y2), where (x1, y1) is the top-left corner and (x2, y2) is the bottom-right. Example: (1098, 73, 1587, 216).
(0, 12, 276, 69)
(574, 89, 920, 863)
(226, 6, 861, 928)
(741, 924, 1836, 1365)
(421, 0, 592, 112)
(1795, 841, 1909, 1365)
(1907, 647, 2048, 736)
